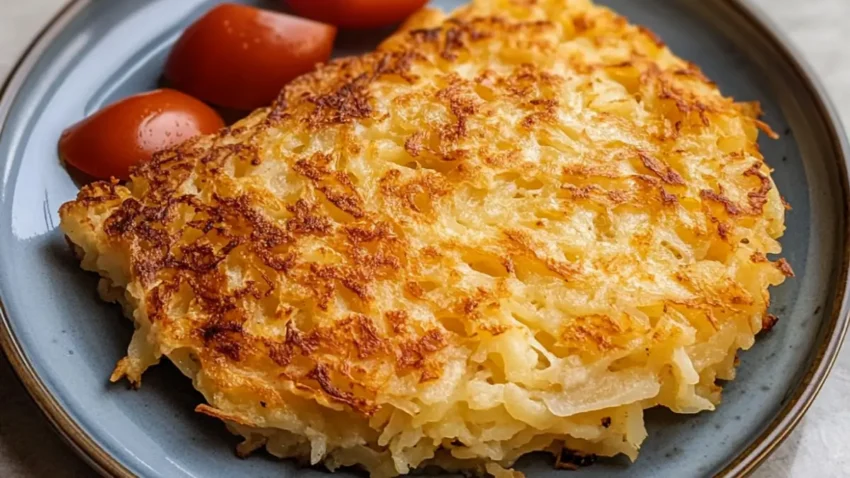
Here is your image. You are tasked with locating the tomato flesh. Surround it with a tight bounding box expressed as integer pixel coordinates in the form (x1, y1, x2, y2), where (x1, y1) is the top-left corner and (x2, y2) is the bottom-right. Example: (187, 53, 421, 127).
(165, 3, 336, 110)
(285, 0, 429, 29)
(59, 89, 224, 181)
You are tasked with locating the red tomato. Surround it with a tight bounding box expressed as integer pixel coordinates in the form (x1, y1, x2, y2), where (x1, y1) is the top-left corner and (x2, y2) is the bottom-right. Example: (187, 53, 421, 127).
(285, 0, 429, 29)
(164, 3, 336, 111)
(59, 89, 224, 181)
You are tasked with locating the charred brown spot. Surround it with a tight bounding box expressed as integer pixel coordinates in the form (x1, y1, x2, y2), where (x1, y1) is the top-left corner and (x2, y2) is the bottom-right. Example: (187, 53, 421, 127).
(700, 189, 742, 216)
(103, 198, 143, 237)
(372, 50, 422, 83)
(441, 27, 466, 61)
(461, 297, 480, 315)
(409, 27, 441, 43)
(385, 310, 410, 334)
(216, 342, 242, 361)
(293, 155, 330, 181)
(348, 315, 387, 359)
(323, 187, 366, 218)
(145, 282, 179, 323)
(522, 98, 559, 128)
(309, 263, 373, 303)
(70, 180, 120, 208)
(762, 314, 778, 332)
(638, 151, 684, 185)
(269, 321, 319, 366)
(380, 169, 450, 216)
(405, 281, 426, 299)
(397, 328, 447, 373)
(436, 77, 480, 143)
(200, 320, 245, 361)
(660, 188, 678, 205)
(201, 320, 243, 341)
(294, 154, 366, 219)
(286, 200, 332, 236)
(607, 190, 628, 204)
(308, 73, 373, 126)
(750, 252, 767, 263)
(345, 221, 392, 244)
(308, 364, 377, 415)
(743, 163, 772, 214)
(776, 259, 795, 277)
(717, 222, 730, 240)
(405, 132, 426, 157)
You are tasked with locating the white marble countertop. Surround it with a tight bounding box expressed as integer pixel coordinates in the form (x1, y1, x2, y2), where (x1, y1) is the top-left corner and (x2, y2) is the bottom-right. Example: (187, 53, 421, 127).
(0, 0, 848, 476)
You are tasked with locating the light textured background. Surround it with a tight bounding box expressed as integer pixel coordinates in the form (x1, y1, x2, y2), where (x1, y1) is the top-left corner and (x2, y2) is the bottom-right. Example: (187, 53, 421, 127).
(0, 0, 848, 476)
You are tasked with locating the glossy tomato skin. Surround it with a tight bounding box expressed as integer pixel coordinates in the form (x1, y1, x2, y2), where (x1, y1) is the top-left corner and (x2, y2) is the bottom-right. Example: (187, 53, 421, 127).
(59, 89, 224, 181)
(165, 3, 336, 111)
(285, 0, 429, 29)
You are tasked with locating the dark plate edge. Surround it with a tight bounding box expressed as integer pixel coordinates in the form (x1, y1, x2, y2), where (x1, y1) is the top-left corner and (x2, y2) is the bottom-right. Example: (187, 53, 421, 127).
(712, 1, 850, 476)
(0, 1, 847, 478)
(0, 1, 133, 477)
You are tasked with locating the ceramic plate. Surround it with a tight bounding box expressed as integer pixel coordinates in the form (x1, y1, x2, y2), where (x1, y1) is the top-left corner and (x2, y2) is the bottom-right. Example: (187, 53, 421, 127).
(1, 1, 848, 477)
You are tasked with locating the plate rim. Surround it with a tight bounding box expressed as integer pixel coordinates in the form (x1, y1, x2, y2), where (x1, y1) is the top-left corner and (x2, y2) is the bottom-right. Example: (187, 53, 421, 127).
(706, 4, 850, 477)
(0, 4, 132, 477)
(0, 1, 848, 477)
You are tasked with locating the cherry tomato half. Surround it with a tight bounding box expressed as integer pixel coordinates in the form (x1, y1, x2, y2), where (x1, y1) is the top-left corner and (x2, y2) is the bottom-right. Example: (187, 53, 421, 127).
(165, 3, 337, 111)
(59, 89, 224, 181)
(285, 0, 429, 29)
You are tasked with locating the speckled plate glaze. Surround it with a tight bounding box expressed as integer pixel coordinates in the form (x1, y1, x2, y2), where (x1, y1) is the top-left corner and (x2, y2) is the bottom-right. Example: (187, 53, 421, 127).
(0, 0, 848, 477)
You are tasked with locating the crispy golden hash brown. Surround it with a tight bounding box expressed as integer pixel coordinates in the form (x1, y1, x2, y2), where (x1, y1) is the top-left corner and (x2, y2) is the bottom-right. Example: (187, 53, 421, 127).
(59, 0, 792, 475)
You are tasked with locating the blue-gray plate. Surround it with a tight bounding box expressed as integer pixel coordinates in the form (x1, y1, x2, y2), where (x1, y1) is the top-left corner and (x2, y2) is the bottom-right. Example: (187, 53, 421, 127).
(1, 1, 848, 477)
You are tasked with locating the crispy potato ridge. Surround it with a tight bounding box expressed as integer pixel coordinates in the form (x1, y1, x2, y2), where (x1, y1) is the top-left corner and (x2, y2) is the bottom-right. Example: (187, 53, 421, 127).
(59, 0, 791, 476)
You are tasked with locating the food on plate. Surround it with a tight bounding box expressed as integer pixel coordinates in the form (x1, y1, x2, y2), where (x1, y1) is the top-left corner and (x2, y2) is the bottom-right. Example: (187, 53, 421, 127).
(285, 0, 429, 29)
(165, 3, 336, 111)
(58, 89, 224, 180)
(59, 0, 792, 476)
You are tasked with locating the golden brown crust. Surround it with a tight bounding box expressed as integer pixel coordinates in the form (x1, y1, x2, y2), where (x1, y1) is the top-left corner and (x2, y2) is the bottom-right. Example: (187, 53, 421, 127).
(59, 0, 790, 475)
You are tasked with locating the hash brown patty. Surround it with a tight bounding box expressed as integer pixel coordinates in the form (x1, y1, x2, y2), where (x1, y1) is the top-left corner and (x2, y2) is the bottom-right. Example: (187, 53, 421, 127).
(60, 0, 792, 476)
